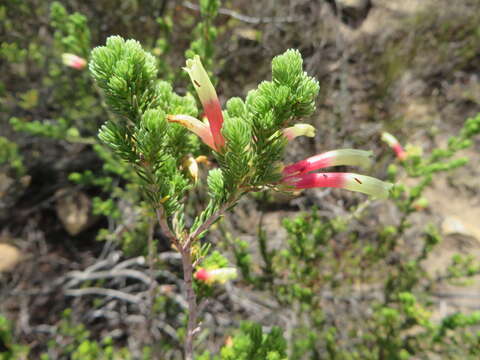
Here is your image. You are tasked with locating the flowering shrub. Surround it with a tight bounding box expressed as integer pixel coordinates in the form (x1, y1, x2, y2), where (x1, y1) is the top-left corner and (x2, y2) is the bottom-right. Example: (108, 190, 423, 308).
(89, 34, 392, 358)
(3, 1, 480, 358)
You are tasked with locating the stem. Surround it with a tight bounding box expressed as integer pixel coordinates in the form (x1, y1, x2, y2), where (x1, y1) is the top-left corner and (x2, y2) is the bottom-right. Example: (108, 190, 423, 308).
(155, 205, 198, 359)
(155, 200, 233, 359)
(180, 202, 231, 359)
(146, 217, 156, 345)
(185, 201, 232, 250)
(181, 245, 198, 360)
(155, 207, 180, 249)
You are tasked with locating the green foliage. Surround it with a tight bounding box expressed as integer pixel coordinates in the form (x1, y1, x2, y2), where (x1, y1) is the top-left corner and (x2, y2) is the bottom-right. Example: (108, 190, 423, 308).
(3, 0, 231, 357)
(447, 254, 480, 283)
(200, 250, 229, 269)
(0, 315, 30, 360)
(90, 36, 158, 120)
(50, 1, 91, 57)
(228, 112, 480, 359)
(90, 33, 325, 359)
(190, 50, 319, 237)
(7, 1, 100, 140)
(3, 0, 220, 255)
(91, 34, 321, 255)
(0, 41, 27, 63)
(0, 136, 25, 177)
(245, 49, 319, 186)
(402, 113, 480, 178)
(199, 322, 287, 360)
(230, 237, 254, 284)
(5, 1, 479, 358)
(39, 310, 136, 360)
(91, 36, 201, 218)
(185, 0, 220, 80)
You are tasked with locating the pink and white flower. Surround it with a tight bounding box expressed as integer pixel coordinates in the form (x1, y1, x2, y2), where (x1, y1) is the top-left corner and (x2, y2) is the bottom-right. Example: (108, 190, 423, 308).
(194, 267, 238, 284)
(282, 124, 316, 141)
(281, 149, 392, 198)
(283, 149, 373, 176)
(170, 55, 392, 198)
(183, 56, 225, 150)
(62, 53, 87, 70)
(381, 132, 407, 161)
(282, 172, 392, 198)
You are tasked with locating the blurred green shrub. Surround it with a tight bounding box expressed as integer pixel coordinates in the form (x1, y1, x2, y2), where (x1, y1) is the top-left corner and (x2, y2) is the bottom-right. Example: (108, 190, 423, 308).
(2, 0, 221, 254)
(0, 314, 30, 360)
(229, 114, 480, 359)
(38, 309, 141, 360)
(198, 322, 287, 360)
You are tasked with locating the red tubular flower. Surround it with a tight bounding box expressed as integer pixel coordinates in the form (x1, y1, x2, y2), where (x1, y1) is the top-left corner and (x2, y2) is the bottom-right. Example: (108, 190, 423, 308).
(381, 132, 407, 161)
(283, 149, 373, 177)
(184, 56, 225, 149)
(283, 173, 392, 198)
(281, 149, 392, 198)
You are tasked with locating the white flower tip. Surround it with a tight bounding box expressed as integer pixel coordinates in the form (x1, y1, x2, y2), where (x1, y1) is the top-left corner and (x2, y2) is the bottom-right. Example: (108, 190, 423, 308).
(184, 55, 204, 80)
(283, 124, 316, 141)
(330, 149, 373, 169)
(345, 174, 393, 199)
(185, 55, 200, 70)
(183, 55, 219, 112)
(381, 132, 399, 146)
(295, 124, 316, 137)
(62, 53, 87, 70)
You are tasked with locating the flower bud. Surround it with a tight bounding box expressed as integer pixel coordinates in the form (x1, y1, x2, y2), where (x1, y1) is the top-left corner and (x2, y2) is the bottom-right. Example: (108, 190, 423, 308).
(62, 53, 87, 70)
(412, 197, 429, 211)
(184, 55, 225, 149)
(182, 155, 199, 183)
(381, 132, 407, 161)
(283, 124, 316, 141)
(194, 267, 238, 284)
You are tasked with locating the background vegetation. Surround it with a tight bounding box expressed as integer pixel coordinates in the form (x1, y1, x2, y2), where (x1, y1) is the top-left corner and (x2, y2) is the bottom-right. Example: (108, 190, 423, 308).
(1, 0, 480, 358)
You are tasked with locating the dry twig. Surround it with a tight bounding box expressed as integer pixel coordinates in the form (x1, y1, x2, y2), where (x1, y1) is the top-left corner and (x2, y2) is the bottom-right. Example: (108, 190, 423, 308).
(182, 1, 300, 24)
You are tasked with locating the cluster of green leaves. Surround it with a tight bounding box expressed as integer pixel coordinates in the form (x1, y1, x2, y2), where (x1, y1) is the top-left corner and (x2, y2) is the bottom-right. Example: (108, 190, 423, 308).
(3, 1, 146, 253)
(90, 36, 200, 221)
(4, 0, 223, 254)
(50, 1, 91, 58)
(185, 0, 220, 82)
(228, 113, 480, 359)
(0, 136, 28, 220)
(446, 254, 480, 283)
(198, 322, 287, 360)
(389, 113, 480, 219)
(9, 2, 100, 139)
(89, 34, 325, 359)
(193, 50, 319, 238)
(2, 0, 235, 357)
(220, 50, 319, 190)
(37, 309, 144, 360)
(0, 315, 30, 360)
(91, 34, 320, 254)
(0, 136, 25, 177)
